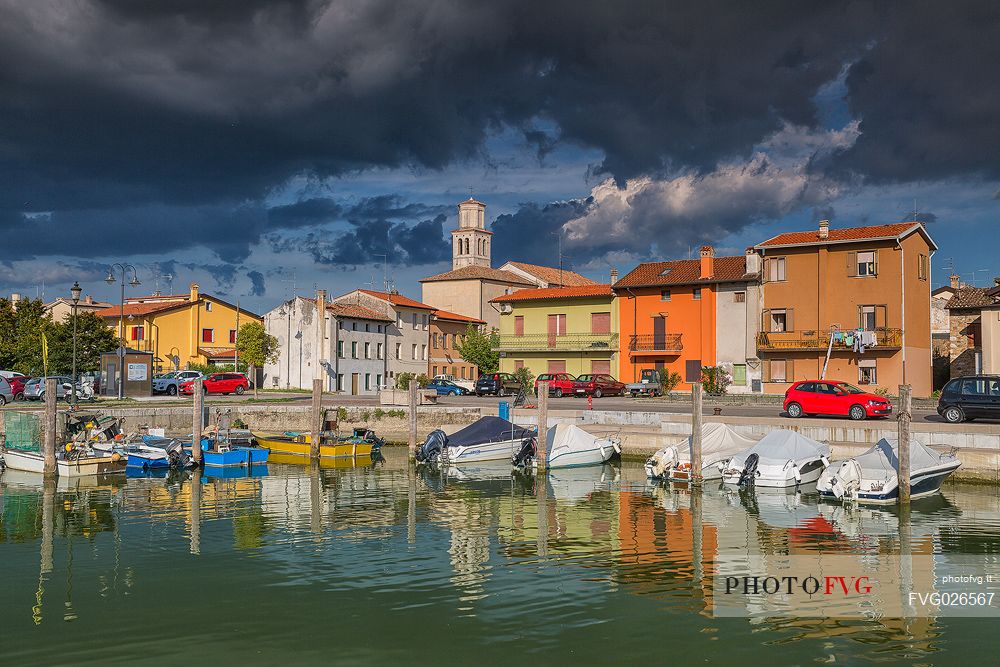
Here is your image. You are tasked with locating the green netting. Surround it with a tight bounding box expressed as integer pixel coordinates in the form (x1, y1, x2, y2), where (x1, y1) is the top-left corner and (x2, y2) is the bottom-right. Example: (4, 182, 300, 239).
(1, 411, 41, 452)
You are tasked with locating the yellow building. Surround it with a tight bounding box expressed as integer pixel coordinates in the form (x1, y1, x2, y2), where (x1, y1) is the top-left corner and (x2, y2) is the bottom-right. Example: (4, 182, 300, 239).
(94, 283, 261, 372)
(492, 284, 620, 378)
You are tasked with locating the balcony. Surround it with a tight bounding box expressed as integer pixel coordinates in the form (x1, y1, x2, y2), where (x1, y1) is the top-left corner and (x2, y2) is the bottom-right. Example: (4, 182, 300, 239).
(756, 328, 903, 352)
(494, 332, 618, 352)
(628, 334, 684, 355)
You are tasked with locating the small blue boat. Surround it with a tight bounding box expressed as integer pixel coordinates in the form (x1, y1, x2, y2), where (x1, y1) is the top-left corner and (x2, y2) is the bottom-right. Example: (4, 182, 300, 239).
(201, 445, 270, 468)
(202, 463, 269, 479)
(126, 451, 171, 470)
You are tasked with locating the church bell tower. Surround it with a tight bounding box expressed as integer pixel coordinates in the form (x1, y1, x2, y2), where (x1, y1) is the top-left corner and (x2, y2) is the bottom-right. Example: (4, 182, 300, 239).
(452, 198, 492, 270)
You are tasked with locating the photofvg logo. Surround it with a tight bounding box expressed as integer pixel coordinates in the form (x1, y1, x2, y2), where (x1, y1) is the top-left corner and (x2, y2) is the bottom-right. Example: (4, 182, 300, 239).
(712, 556, 1000, 619)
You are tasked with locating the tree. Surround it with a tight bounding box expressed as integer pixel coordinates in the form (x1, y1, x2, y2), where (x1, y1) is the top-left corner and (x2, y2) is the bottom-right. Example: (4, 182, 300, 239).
(236, 321, 279, 398)
(11, 299, 52, 375)
(45, 312, 119, 375)
(513, 366, 535, 394)
(455, 325, 500, 374)
(0, 298, 16, 369)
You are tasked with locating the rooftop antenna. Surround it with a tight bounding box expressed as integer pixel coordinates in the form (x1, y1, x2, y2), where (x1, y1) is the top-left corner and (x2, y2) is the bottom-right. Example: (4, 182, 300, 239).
(374, 253, 388, 293)
(280, 271, 297, 302)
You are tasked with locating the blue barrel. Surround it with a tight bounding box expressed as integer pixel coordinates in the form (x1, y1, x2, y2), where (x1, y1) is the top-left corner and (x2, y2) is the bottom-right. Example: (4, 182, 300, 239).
(498, 401, 510, 421)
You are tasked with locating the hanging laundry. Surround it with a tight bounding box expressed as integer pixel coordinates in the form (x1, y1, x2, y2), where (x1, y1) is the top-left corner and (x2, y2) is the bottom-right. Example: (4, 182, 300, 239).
(844, 334, 854, 347)
(834, 332, 844, 343)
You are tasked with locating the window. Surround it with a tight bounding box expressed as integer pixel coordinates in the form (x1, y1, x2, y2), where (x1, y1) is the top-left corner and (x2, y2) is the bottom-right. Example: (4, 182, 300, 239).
(412, 343, 418, 359)
(131, 325, 144, 341)
(734, 291, 746, 303)
(514, 315, 525, 337)
(412, 313, 418, 330)
(770, 359, 787, 383)
(364, 374, 371, 391)
(364, 342, 371, 359)
(423, 314, 429, 330)
(376, 374, 382, 389)
(859, 305, 877, 330)
(351, 342, 358, 359)
(352, 322, 357, 331)
(205, 302, 212, 312)
(514, 360, 524, 370)
(365, 323, 370, 332)
(461, 367, 467, 378)
(770, 309, 788, 333)
(591, 359, 611, 375)
(377, 325, 383, 334)
(339, 321, 344, 330)
(422, 345, 427, 361)
(337, 341, 345, 358)
(693, 288, 702, 300)
(547, 360, 567, 373)
(918, 254, 928, 280)
(849, 250, 878, 277)
(432, 333, 439, 349)
(431, 366, 437, 376)
(202, 328, 214, 343)
(767, 257, 786, 282)
(337, 374, 344, 391)
(591, 312, 611, 334)
(732, 363, 747, 385)
(661, 290, 671, 301)
(377, 342, 383, 359)
(396, 312, 402, 328)
(229, 329, 237, 344)
(858, 359, 877, 385)
(395, 343, 402, 359)
(684, 359, 702, 382)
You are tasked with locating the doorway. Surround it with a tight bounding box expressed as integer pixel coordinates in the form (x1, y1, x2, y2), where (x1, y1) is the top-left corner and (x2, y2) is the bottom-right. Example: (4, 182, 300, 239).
(351, 373, 360, 395)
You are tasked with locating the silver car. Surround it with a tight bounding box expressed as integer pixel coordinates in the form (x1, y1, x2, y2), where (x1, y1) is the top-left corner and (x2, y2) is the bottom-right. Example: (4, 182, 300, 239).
(23, 376, 74, 401)
(0, 376, 12, 406)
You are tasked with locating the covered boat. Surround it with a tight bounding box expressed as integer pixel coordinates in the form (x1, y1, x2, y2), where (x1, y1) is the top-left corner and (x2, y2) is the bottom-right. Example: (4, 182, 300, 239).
(721, 430, 830, 488)
(512, 424, 620, 469)
(416, 417, 534, 465)
(645, 423, 758, 481)
(817, 436, 961, 503)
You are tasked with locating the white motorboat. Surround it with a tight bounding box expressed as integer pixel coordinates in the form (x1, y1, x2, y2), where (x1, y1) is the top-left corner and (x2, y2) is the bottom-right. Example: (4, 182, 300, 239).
(513, 424, 620, 469)
(645, 423, 758, 481)
(721, 430, 830, 488)
(2, 448, 125, 477)
(817, 436, 961, 504)
(416, 417, 535, 465)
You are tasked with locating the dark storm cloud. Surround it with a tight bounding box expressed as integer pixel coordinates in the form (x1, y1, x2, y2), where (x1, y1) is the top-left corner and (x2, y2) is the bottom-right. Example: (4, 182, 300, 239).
(1, 0, 997, 266)
(491, 201, 590, 266)
(247, 270, 266, 297)
(304, 213, 450, 267)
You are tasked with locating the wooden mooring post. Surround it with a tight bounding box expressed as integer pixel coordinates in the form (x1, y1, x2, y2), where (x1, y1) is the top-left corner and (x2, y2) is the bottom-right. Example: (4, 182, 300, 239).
(192, 379, 204, 465)
(43, 378, 57, 477)
(536, 382, 549, 472)
(897, 384, 912, 506)
(408, 383, 418, 459)
(189, 471, 202, 555)
(311, 378, 323, 460)
(691, 383, 703, 485)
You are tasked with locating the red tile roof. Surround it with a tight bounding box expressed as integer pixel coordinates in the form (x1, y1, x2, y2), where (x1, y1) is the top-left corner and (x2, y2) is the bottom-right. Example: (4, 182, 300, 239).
(613, 256, 754, 289)
(94, 301, 186, 318)
(492, 284, 614, 303)
(432, 309, 484, 324)
(420, 265, 536, 285)
(504, 261, 596, 287)
(199, 347, 237, 359)
(326, 302, 393, 322)
(125, 293, 190, 303)
(356, 289, 435, 310)
(946, 287, 998, 310)
(757, 222, 935, 248)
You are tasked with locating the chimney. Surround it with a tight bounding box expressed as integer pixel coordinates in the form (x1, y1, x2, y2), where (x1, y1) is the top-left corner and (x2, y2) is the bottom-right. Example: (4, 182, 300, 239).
(85, 295, 93, 305)
(610, 267, 618, 285)
(950, 274, 960, 289)
(744, 246, 761, 275)
(189, 283, 200, 302)
(818, 219, 829, 240)
(699, 245, 715, 279)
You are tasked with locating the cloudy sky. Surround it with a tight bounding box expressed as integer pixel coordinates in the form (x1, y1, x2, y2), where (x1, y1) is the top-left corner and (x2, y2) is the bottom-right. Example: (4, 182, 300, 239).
(2, 0, 998, 313)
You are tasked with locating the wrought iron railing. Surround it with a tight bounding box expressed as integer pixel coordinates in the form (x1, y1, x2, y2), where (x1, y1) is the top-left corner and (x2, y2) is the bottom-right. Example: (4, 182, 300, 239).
(494, 332, 618, 352)
(756, 328, 903, 351)
(628, 334, 684, 354)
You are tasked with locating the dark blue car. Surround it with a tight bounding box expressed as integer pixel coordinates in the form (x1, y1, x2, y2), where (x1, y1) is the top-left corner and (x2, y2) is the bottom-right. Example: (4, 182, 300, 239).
(427, 379, 467, 396)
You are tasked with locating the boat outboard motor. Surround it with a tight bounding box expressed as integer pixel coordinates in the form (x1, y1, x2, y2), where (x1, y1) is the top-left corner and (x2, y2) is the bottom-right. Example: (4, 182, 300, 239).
(511, 437, 537, 467)
(416, 429, 447, 464)
(738, 453, 760, 487)
(163, 439, 191, 469)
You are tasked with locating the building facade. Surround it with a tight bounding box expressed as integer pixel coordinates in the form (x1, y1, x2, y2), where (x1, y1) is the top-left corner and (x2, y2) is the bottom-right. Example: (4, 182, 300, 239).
(429, 309, 484, 380)
(44, 294, 113, 322)
(613, 247, 760, 391)
(755, 220, 936, 396)
(492, 284, 619, 379)
(93, 283, 261, 373)
(944, 277, 1000, 379)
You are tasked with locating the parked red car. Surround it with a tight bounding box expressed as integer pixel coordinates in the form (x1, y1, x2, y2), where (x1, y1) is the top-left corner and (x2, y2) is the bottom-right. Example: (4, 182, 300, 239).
(573, 374, 626, 398)
(179, 372, 249, 396)
(535, 373, 578, 398)
(783, 380, 892, 420)
(8, 375, 31, 401)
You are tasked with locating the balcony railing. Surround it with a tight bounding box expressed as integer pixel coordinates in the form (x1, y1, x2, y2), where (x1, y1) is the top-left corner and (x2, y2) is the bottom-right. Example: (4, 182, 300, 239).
(494, 332, 618, 352)
(628, 334, 684, 354)
(756, 328, 903, 352)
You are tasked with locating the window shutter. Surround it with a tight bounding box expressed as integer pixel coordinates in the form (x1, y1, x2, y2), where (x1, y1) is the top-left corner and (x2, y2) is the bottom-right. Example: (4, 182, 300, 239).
(786, 308, 794, 332)
(762, 259, 769, 283)
(761, 309, 770, 332)
(873, 249, 879, 276)
(787, 359, 794, 383)
(847, 251, 857, 277)
(762, 359, 771, 383)
(857, 305, 862, 328)
(876, 305, 887, 328)
(514, 316, 524, 337)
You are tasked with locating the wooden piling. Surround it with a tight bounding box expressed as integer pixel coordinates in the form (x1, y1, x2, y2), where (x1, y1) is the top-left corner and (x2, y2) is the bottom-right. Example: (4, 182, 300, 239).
(43, 377, 57, 477)
(192, 379, 204, 465)
(189, 471, 202, 555)
(311, 378, 323, 460)
(408, 382, 418, 459)
(536, 471, 549, 559)
(407, 460, 417, 545)
(536, 382, 549, 471)
(897, 384, 912, 506)
(691, 383, 703, 485)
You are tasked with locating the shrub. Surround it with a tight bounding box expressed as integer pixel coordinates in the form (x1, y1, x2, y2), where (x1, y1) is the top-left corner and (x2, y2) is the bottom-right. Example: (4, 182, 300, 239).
(336, 406, 348, 421)
(396, 372, 414, 390)
(372, 408, 385, 421)
(414, 373, 430, 388)
(513, 367, 535, 393)
(873, 386, 891, 398)
(701, 366, 732, 395)
(658, 370, 682, 394)
(932, 389, 941, 398)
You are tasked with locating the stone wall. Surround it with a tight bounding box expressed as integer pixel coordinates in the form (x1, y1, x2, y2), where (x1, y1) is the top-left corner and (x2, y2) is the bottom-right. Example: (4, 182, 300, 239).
(949, 309, 982, 378)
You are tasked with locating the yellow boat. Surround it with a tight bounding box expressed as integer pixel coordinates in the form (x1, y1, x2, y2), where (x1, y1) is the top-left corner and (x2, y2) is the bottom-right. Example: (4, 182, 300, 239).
(266, 452, 377, 469)
(252, 431, 380, 460)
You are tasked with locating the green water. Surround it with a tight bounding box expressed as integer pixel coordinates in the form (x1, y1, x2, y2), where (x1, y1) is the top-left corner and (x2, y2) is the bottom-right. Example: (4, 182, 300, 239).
(2, 449, 999, 665)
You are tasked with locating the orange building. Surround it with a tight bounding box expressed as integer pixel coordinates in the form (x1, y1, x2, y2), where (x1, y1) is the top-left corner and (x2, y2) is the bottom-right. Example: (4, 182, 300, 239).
(429, 309, 484, 380)
(755, 220, 937, 396)
(613, 247, 760, 389)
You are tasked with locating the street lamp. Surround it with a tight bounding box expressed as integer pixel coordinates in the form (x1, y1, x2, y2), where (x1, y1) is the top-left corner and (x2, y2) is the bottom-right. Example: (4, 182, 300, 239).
(106, 264, 141, 399)
(70, 281, 82, 406)
(278, 302, 291, 389)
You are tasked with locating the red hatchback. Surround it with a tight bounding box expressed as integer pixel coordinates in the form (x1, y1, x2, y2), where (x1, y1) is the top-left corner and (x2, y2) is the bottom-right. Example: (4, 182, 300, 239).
(179, 373, 249, 396)
(535, 373, 578, 398)
(573, 374, 626, 398)
(783, 380, 892, 420)
(8, 375, 31, 401)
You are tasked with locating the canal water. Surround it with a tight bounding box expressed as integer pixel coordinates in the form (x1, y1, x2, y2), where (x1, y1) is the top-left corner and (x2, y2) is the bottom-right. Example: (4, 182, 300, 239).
(2, 449, 998, 665)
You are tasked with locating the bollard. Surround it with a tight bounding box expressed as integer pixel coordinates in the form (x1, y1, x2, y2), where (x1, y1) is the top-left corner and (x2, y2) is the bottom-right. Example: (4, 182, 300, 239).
(691, 383, 703, 485)
(192, 379, 204, 465)
(408, 383, 418, 459)
(897, 384, 912, 506)
(310, 378, 323, 460)
(536, 382, 549, 471)
(588, 394, 593, 411)
(43, 378, 57, 477)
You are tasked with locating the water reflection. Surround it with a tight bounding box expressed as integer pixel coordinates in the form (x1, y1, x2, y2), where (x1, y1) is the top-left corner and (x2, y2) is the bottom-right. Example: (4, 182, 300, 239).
(1, 451, 999, 663)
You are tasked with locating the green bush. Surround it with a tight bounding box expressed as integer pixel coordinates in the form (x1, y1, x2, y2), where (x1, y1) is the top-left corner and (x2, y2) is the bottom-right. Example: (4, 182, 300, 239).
(701, 366, 731, 395)
(658, 370, 682, 393)
(513, 367, 535, 393)
(396, 372, 414, 390)
(873, 386, 891, 398)
(415, 373, 430, 388)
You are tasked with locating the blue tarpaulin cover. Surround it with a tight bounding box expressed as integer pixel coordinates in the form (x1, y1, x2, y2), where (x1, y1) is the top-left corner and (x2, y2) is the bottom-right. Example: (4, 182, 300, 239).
(446, 417, 534, 447)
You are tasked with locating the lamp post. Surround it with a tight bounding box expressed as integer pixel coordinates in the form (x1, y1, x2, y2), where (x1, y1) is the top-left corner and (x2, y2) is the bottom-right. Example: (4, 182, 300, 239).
(105, 264, 141, 400)
(70, 282, 82, 406)
(278, 301, 292, 389)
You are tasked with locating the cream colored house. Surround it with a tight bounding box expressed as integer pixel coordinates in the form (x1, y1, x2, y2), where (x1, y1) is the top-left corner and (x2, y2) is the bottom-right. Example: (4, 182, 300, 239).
(44, 294, 113, 322)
